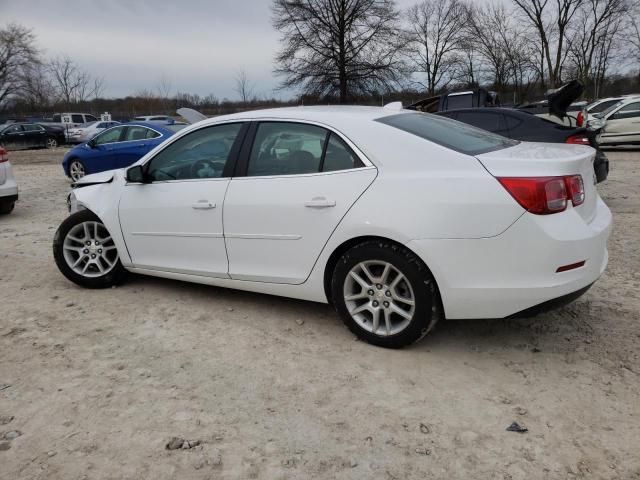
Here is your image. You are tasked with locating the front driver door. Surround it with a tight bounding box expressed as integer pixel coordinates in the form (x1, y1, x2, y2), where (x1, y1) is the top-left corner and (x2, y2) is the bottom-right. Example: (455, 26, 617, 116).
(118, 122, 247, 276)
(224, 121, 377, 284)
(88, 126, 127, 172)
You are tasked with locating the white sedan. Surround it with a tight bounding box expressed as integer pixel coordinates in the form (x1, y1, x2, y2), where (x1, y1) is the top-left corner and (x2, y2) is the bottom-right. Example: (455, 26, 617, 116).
(0, 146, 18, 214)
(67, 121, 121, 144)
(52, 106, 611, 348)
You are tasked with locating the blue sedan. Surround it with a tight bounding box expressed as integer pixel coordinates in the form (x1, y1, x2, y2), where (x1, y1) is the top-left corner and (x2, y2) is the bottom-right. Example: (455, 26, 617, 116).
(62, 122, 185, 181)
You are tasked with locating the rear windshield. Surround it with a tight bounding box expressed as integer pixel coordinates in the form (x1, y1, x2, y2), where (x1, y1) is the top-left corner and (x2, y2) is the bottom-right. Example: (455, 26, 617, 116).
(376, 112, 518, 155)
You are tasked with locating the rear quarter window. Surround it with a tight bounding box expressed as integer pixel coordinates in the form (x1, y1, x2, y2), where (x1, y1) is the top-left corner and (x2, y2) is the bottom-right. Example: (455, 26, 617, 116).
(376, 112, 518, 156)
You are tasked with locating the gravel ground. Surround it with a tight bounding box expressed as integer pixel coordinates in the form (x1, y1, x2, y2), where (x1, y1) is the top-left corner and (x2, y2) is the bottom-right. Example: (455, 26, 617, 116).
(1, 147, 639, 480)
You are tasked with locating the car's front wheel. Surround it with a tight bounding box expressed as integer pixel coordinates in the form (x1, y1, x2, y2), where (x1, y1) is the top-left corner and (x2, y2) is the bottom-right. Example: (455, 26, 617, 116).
(46, 137, 58, 149)
(68, 159, 86, 182)
(53, 210, 127, 288)
(331, 240, 441, 348)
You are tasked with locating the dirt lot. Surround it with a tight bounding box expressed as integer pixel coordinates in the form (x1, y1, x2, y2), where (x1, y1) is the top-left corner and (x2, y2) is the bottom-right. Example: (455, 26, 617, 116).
(1, 147, 639, 480)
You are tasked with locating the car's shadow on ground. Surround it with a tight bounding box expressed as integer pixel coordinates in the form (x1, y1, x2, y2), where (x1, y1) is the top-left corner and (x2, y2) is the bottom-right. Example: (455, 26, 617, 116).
(124, 273, 594, 355)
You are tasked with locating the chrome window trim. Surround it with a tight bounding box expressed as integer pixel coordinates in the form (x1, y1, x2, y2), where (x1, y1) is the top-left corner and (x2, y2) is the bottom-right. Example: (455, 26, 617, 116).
(93, 125, 164, 146)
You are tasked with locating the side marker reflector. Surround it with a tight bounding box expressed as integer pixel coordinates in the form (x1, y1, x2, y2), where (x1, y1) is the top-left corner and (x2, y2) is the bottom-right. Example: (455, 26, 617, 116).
(556, 261, 586, 273)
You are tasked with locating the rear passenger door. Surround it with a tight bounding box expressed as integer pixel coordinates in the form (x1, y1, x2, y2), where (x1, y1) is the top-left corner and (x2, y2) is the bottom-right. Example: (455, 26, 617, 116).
(117, 126, 162, 168)
(23, 124, 47, 148)
(223, 121, 377, 284)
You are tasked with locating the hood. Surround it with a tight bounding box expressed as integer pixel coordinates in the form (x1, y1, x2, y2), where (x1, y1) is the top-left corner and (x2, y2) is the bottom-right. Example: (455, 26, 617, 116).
(72, 169, 118, 188)
(177, 107, 207, 124)
(547, 80, 584, 118)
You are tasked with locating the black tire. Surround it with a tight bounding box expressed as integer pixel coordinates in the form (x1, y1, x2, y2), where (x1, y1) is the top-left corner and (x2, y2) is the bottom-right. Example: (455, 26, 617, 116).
(53, 210, 128, 289)
(0, 201, 15, 214)
(331, 240, 442, 348)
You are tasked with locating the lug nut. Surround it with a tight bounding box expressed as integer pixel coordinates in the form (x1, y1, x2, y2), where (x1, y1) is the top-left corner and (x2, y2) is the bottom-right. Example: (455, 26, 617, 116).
(98, 249, 102, 254)
(376, 284, 383, 290)
(385, 290, 392, 297)
(91, 254, 96, 259)
(95, 241, 100, 245)
(83, 249, 89, 254)
(85, 241, 91, 246)
(383, 301, 390, 308)
(372, 300, 379, 307)
(367, 289, 374, 296)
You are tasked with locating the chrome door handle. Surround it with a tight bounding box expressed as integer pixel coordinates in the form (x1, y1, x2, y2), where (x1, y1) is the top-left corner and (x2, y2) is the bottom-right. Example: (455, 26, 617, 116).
(192, 200, 216, 209)
(305, 197, 336, 208)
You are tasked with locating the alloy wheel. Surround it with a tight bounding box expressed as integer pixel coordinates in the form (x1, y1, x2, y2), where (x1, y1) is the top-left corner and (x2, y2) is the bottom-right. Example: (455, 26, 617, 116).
(46, 137, 58, 148)
(62, 221, 118, 278)
(343, 260, 415, 336)
(69, 161, 85, 181)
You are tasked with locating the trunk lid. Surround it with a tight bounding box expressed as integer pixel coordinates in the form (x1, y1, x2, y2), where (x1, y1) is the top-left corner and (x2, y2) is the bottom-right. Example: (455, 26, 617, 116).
(476, 142, 598, 223)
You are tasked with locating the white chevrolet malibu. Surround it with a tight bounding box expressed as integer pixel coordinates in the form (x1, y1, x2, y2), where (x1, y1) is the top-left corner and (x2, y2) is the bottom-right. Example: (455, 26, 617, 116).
(53, 106, 611, 348)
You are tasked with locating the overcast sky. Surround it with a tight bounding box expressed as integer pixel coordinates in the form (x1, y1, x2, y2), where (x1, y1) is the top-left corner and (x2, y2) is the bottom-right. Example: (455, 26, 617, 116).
(0, 0, 430, 101)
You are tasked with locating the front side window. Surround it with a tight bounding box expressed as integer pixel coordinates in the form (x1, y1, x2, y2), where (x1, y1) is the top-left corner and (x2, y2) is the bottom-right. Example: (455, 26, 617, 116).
(4, 125, 23, 134)
(23, 124, 44, 132)
(86, 115, 98, 122)
(376, 112, 518, 156)
(147, 123, 243, 182)
(71, 114, 84, 124)
(94, 126, 125, 145)
(247, 122, 363, 176)
(125, 126, 159, 141)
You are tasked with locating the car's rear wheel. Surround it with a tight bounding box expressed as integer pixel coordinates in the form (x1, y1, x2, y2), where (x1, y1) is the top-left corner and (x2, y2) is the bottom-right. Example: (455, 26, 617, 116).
(331, 240, 441, 348)
(69, 159, 86, 182)
(46, 137, 58, 149)
(0, 201, 15, 214)
(53, 210, 127, 288)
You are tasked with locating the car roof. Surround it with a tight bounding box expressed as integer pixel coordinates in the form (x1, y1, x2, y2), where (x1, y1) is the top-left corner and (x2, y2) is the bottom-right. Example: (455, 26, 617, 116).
(192, 106, 404, 129)
(123, 121, 177, 134)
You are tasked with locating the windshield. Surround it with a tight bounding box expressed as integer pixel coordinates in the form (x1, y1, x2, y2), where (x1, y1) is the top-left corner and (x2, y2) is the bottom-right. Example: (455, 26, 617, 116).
(595, 101, 624, 119)
(376, 112, 518, 156)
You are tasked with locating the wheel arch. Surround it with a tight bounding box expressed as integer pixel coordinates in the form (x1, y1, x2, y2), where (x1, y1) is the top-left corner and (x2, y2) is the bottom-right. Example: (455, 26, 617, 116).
(322, 235, 442, 309)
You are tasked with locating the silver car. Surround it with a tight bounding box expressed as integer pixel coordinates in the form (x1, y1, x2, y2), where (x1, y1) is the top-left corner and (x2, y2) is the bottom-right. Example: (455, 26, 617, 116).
(0, 147, 18, 214)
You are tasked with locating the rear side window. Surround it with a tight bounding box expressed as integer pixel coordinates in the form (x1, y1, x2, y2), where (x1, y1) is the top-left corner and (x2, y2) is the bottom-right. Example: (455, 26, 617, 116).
(455, 112, 508, 136)
(23, 124, 44, 132)
(376, 112, 518, 155)
(247, 122, 363, 176)
(71, 114, 84, 123)
(125, 126, 159, 141)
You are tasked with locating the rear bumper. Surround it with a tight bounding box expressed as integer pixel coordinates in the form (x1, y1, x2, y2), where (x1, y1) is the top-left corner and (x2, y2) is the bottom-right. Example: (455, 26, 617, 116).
(407, 197, 612, 319)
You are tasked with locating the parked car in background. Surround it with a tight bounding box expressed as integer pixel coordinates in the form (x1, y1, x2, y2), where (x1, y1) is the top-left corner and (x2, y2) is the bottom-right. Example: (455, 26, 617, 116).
(0, 147, 18, 214)
(133, 115, 170, 122)
(67, 121, 121, 144)
(580, 95, 639, 127)
(589, 97, 640, 145)
(54, 107, 611, 348)
(437, 107, 609, 182)
(39, 124, 66, 147)
(0, 122, 62, 150)
(62, 121, 186, 181)
(51, 112, 99, 127)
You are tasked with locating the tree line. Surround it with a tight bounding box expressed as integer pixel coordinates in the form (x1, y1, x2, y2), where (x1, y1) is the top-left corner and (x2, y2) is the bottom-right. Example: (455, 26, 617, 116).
(1, 0, 640, 119)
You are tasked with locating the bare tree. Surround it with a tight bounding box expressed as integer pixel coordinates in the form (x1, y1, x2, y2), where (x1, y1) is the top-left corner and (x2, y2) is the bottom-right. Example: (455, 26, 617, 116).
(465, 2, 513, 93)
(272, 0, 406, 103)
(567, 0, 629, 97)
(0, 23, 40, 107)
(48, 55, 105, 104)
(234, 68, 255, 103)
(156, 74, 172, 112)
(19, 62, 55, 109)
(405, 0, 467, 95)
(512, 0, 583, 88)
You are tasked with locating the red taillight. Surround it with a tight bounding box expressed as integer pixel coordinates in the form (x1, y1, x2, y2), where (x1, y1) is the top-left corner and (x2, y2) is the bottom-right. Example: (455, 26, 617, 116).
(497, 175, 584, 215)
(565, 174, 585, 206)
(576, 110, 584, 127)
(0, 147, 7, 163)
(565, 134, 590, 145)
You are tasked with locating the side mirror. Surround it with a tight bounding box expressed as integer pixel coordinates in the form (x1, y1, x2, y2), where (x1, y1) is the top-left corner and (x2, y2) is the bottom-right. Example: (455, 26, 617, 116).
(126, 165, 146, 183)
